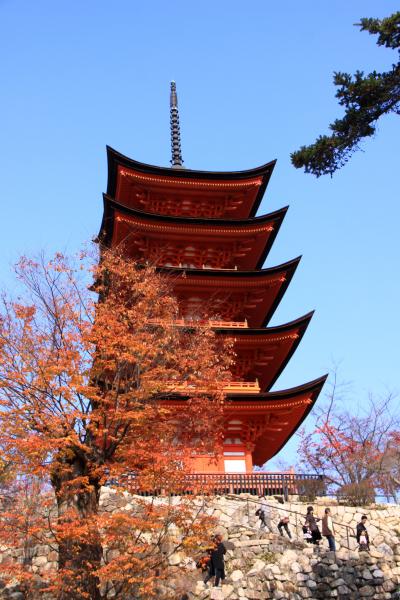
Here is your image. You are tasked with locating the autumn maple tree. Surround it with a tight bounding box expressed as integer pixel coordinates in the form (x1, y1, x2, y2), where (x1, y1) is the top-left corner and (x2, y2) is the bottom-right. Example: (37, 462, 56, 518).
(297, 371, 399, 504)
(0, 247, 233, 599)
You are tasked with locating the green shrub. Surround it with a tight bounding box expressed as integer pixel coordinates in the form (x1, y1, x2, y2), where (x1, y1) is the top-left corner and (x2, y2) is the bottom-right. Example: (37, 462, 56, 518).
(259, 551, 277, 564)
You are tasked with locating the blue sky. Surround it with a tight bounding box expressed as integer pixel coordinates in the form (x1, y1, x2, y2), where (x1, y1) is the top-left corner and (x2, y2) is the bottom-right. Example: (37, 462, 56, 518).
(0, 1, 399, 466)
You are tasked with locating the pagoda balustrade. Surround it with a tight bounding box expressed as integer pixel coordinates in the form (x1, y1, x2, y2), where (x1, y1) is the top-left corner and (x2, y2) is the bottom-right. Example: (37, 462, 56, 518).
(183, 472, 325, 499)
(166, 380, 260, 395)
(146, 318, 248, 328)
(111, 471, 325, 500)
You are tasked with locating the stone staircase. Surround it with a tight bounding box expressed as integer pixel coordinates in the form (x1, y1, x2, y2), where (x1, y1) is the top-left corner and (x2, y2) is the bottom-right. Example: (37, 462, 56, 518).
(182, 499, 400, 600)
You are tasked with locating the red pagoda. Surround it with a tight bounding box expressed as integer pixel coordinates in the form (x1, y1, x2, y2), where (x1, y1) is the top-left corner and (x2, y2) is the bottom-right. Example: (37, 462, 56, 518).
(98, 82, 326, 476)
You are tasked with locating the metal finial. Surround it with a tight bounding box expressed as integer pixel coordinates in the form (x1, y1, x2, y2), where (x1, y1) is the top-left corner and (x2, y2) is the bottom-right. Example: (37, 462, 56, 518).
(170, 81, 184, 168)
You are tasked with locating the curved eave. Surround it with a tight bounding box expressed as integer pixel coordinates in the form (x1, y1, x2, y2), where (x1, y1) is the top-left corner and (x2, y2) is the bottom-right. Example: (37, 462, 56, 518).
(216, 311, 314, 391)
(214, 311, 313, 337)
(98, 195, 287, 269)
(106, 146, 277, 215)
(157, 256, 300, 281)
(226, 374, 328, 402)
(159, 257, 301, 326)
(261, 259, 299, 326)
(269, 374, 328, 460)
(159, 374, 327, 404)
(162, 374, 327, 464)
(239, 374, 328, 465)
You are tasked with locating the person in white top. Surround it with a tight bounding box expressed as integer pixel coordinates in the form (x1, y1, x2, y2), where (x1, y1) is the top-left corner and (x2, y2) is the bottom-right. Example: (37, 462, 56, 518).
(257, 496, 272, 531)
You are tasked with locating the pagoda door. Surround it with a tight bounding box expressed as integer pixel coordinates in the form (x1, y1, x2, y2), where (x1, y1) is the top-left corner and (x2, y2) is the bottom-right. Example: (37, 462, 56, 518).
(224, 459, 246, 473)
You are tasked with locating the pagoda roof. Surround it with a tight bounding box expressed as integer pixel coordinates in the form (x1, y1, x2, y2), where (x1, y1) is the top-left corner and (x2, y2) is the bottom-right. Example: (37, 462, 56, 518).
(160, 257, 301, 327)
(216, 312, 313, 391)
(99, 196, 287, 270)
(106, 146, 276, 218)
(225, 375, 328, 464)
(161, 375, 327, 466)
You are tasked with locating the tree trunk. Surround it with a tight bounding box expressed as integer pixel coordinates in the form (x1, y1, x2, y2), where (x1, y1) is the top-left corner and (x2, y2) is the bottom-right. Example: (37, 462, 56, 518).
(51, 454, 103, 600)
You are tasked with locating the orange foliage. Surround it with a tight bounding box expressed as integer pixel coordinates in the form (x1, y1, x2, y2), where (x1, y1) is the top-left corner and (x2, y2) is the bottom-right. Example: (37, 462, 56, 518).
(0, 247, 234, 599)
(297, 373, 399, 501)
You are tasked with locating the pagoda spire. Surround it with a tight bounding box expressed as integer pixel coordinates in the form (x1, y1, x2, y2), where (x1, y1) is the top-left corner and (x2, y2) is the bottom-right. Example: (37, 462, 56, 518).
(170, 81, 184, 168)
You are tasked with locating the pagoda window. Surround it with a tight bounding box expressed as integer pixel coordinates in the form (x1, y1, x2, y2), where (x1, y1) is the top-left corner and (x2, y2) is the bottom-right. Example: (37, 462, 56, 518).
(227, 420, 243, 432)
(223, 451, 245, 456)
(223, 437, 242, 445)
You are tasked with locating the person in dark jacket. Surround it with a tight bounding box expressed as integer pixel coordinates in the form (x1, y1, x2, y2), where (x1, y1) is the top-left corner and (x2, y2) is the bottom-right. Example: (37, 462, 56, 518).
(277, 516, 292, 539)
(202, 541, 214, 584)
(304, 506, 321, 545)
(204, 534, 227, 587)
(321, 507, 336, 551)
(356, 515, 370, 551)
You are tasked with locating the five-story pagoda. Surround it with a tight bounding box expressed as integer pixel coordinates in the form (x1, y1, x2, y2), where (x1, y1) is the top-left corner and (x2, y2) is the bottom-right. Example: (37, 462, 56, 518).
(98, 82, 326, 475)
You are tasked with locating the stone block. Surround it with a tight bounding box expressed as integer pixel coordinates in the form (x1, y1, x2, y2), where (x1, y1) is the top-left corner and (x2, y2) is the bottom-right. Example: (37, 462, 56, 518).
(376, 543, 394, 557)
(222, 584, 234, 598)
(168, 551, 183, 566)
(271, 564, 281, 575)
(290, 562, 301, 573)
(247, 559, 266, 574)
(282, 549, 299, 562)
(362, 569, 373, 580)
(374, 535, 385, 546)
(373, 569, 384, 578)
(32, 555, 47, 567)
(382, 579, 395, 591)
(34, 544, 50, 556)
(358, 585, 375, 596)
(331, 578, 346, 588)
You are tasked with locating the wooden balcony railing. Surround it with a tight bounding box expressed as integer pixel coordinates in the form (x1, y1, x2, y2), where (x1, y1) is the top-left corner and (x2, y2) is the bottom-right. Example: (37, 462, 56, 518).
(147, 318, 248, 328)
(182, 473, 325, 499)
(110, 472, 325, 500)
(166, 380, 260, 394)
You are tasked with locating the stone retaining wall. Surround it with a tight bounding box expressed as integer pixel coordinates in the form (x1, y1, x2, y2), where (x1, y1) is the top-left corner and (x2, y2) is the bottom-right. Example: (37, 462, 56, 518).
(1, 490, 400, 599)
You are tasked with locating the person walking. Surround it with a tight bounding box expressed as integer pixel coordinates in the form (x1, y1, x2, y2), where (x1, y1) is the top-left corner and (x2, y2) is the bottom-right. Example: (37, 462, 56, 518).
(202, 541, 215, 586)
(204, 534, 226, 587)
(256, 496, 272, 531)
(321, 507, 336, 551)
(356, 515, 370, 551)
(277, 516, 292, 539)
(304, 506, 322, 545)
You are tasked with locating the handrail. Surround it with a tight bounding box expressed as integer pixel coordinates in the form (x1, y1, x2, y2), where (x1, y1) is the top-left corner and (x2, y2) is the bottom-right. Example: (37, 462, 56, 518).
(226, 494, 356, 550)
